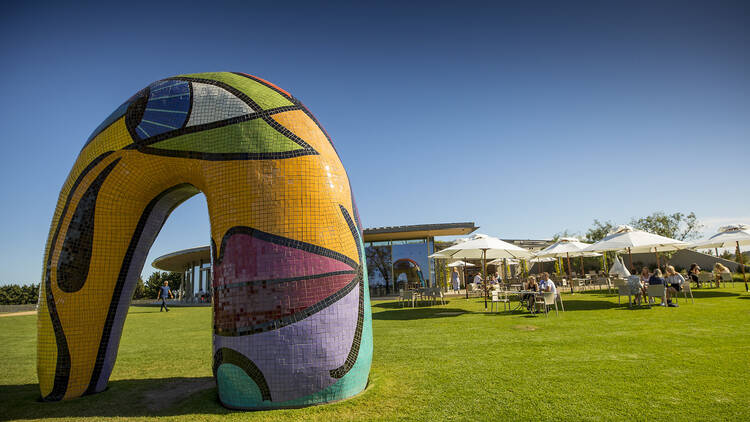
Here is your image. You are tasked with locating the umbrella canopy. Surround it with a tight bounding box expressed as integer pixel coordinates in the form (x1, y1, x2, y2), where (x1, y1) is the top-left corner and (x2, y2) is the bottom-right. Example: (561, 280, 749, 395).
(447, 260, 475, 267)
(487, 258, 519, 265)
(437, 234, 532, 260)
(583, 225, 687, 253)
(690, 224, 750, 292)
(690, 224, 750, 249)
(536, 237, 595, 258)
(530, 256, 556, 263)
(609, 257, 631, 277)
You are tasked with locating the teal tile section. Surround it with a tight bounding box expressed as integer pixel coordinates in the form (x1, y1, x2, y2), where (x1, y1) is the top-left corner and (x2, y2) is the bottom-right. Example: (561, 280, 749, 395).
(217, 364, 270, 408)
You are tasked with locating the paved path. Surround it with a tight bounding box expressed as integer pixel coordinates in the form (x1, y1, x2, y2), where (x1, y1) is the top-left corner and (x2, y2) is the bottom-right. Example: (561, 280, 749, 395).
(0, 310, 37, 318)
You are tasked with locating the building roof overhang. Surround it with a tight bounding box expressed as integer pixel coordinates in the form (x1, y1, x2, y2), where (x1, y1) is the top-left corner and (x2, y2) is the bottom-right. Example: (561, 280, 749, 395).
(152, 222, 478, 272)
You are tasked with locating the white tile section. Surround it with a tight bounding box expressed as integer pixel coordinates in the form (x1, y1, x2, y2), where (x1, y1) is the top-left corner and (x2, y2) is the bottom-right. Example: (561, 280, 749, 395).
(187, 82, 255, 126)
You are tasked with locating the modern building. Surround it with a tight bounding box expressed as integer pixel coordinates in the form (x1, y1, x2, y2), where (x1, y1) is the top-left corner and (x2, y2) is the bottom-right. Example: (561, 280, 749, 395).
(152, 222, 479, 302)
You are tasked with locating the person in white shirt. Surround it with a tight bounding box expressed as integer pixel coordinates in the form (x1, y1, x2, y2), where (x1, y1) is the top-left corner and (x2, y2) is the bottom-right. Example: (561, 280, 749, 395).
(664, 265, 685, 308)
(538, 272, 557, 294)
(473, 273, 482, 291)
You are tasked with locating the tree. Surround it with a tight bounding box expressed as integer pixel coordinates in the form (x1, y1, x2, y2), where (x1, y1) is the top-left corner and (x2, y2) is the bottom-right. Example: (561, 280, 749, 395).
(584, 220, 615, 243)
(365, 245, 391, 293)
(629, 211, 703, 241)
(132, 277, 145, 300)
(552, 229, 580, 242)
(143, 272, 182, 299)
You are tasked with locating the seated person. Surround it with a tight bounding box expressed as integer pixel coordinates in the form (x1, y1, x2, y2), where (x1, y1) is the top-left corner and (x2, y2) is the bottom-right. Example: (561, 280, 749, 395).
(688, 263, 701, 288)
(648, 269, 667, 306)
(638, 267, 650, 301)
(627, 275, 645, 305)
(538, 272, 557, 294)
(664, 265, 684, 308)
(713, 263, 731, 288)
(522, 276, 538, 310)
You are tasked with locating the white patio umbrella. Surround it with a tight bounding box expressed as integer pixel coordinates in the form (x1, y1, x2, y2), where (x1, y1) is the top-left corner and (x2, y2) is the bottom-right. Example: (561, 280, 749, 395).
(488, 258, 520, 280)
(535, 237, 601, 280)
(690, 224, 750, 291)
(437, 234, 531, 302)
(583, 225, 687, 270)
(609, 256, 631, 278)
(447, 260, 476, 267)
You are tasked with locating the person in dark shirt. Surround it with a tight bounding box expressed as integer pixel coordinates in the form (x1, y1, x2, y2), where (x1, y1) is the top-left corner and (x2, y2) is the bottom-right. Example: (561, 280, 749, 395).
(648, 269, 667, 306)
(157, 281, 174, 312)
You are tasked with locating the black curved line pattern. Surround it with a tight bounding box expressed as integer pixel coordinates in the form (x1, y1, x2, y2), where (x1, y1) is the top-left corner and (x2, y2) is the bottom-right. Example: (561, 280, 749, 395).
(135, 105, 302, 148)
(213, 348, 272, 402)
(135, 147, 318, 162)
(212, 226, 358, 270)
(330, 205, 365, 379)
(42, 153, 117, 401)
(124, 88, 149, 141)
(215, 269, 357, 291)
(57, 160, 120, 293)
(85, 183, 199, 395)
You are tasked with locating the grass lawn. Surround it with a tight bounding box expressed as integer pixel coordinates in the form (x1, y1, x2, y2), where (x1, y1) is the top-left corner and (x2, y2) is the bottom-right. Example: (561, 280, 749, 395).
(1, 285, 749, 421)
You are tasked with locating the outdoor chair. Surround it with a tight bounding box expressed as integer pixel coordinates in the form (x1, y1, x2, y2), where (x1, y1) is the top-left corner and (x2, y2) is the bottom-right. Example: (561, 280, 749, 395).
(615, 280, 632, 307)
(721, 272, 733, 288)
(698, 272, 713, 288)
(556, 291, 565, 312)
(400, 290, 415, 308)
(675, 282, 694, 304)
(534, 291, 558, 316)
(647, 284, 667, 307)
(569, 278, 584, 293)
(490, 290, 510, 312)
(429, 287, 446, 305)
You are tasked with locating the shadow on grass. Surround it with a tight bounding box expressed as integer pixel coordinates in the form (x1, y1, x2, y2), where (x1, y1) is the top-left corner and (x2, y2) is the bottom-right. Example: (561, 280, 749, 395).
(689, 290, 740, 299)
(0, 377, 237, 420)
(372, 306, 471, 321)
(555, 299, 620, 311)
(372, 300, 455, 310)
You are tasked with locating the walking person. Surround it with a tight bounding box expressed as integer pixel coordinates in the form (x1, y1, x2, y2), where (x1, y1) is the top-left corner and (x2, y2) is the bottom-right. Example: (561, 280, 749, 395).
(451, 267, 460, 293)
(157, 280, 174, 312)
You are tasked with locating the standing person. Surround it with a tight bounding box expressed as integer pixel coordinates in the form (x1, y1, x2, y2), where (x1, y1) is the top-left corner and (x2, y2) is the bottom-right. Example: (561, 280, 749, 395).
(664, 265, 685, 308)
(688, 263, 701, 288)
(157, 280, 174, 312)
(713, 263, 730, 288)
(451, 267, 460, 293)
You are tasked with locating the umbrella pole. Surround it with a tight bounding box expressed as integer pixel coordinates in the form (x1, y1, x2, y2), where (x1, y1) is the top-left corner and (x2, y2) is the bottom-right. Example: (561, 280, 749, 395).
(738, 241, 748, 292)
(628, 247, 633, 271)
(483, 250, 488, 309)
(566, 252, 572, 280)
(464, 264, 468, 300)
(579, 255, 584, 278)
(715, 247, 719, 257)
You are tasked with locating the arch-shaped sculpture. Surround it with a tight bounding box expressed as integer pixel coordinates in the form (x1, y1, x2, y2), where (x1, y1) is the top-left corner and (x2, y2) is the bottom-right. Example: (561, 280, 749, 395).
(38, 72, 372, 409)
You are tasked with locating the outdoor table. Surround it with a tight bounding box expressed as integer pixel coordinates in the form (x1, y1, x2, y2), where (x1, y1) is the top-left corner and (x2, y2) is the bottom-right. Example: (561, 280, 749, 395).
(514, 290, 542, 312)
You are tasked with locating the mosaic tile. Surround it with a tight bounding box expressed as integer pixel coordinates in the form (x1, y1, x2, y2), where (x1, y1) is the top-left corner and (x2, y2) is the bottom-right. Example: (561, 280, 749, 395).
(37, 72, 372, 409)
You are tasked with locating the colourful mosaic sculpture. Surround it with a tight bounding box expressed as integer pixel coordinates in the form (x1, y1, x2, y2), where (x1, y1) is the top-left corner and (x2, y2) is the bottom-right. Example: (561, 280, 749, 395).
(38, 72, 372, 409)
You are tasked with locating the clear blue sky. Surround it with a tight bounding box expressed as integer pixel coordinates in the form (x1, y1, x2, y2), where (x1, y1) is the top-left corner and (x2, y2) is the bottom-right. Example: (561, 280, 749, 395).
(1, 1, 748, 284)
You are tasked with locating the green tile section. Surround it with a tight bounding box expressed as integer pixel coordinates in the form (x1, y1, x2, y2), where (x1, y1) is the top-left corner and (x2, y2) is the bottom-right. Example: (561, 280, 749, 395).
(180, 72, 294, 110)
(149, 118, 303, 154)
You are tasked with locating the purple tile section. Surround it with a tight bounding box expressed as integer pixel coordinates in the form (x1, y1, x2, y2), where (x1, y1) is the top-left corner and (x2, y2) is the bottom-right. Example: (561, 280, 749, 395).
(213, 233, 356, 334)
(95, 187, 197, 391)
(213, 281, 359, 402)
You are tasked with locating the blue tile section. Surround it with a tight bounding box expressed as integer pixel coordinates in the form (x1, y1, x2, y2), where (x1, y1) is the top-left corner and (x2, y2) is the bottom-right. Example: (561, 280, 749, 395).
(135, 80, 190, 139)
